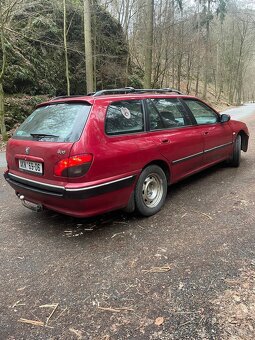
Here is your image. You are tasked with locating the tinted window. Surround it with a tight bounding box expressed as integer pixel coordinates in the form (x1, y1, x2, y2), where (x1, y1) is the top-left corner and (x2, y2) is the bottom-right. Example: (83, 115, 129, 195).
(13, 103, 91, 142)
(184, 100, 218, 125)
(149, 98, 189, 129)
(105, 100, 144, 135)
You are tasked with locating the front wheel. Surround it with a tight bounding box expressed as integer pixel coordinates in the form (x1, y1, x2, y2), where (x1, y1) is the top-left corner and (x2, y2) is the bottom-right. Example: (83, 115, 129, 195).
(229, 134, 241, 167)
(135, 165, 167, 216)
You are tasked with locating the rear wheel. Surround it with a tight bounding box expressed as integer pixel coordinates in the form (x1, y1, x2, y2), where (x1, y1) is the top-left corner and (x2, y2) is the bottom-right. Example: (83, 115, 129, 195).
(229, 134, 241, 167)
(135, 165, 167, 216)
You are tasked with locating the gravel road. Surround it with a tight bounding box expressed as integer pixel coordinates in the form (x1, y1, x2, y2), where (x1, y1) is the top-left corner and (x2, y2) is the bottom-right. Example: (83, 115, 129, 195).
(1, 104, 255, 339)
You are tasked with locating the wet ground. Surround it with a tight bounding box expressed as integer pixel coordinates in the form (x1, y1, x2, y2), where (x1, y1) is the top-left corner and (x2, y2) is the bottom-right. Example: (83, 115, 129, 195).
(1, 104, 255, 339)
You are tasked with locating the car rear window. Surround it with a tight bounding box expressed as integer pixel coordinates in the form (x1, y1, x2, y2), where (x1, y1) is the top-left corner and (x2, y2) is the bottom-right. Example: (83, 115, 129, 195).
(13, 103, 91, 142)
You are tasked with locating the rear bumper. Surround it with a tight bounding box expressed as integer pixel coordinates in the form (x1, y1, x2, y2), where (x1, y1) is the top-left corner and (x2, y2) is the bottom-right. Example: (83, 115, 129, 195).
(4, 172, 136, 199)
(4, 171, 137, 217)
(5, 172, 64, 197)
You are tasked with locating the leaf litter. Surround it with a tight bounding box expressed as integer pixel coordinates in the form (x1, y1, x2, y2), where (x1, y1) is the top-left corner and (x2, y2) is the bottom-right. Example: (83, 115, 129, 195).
(18, 302, 66, 328)
(211, 266, 255, 339)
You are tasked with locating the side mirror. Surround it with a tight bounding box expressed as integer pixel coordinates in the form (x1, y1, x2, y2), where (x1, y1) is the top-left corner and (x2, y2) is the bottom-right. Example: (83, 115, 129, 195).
(220, 113, 230, 123)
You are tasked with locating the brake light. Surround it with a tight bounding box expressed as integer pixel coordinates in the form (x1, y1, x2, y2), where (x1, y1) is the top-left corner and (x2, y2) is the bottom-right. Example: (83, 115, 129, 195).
(54, 154, 93, 177)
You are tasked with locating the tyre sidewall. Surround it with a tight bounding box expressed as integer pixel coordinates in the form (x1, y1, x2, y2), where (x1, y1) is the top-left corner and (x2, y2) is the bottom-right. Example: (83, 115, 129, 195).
(232, 134, 241, 167)
(135, 165, 167, 216)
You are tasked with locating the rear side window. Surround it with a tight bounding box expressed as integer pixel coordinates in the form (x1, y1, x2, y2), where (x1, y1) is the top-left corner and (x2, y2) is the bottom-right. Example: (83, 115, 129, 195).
(105, 100, 144, 135)
(184, 99, 219, 125)
(13, 103, 91, 142)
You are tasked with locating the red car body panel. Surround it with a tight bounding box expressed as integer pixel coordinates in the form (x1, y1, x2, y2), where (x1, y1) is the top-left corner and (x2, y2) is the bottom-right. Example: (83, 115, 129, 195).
(4, 93, 249, 217)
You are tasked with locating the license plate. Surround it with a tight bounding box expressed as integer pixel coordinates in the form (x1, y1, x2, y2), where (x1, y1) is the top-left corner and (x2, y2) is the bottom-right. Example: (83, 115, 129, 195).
(19, 159, 43, 174)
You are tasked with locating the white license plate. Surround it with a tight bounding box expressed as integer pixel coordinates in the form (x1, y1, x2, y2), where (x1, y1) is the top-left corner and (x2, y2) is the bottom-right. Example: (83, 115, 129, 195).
(19, 159, 43, 174)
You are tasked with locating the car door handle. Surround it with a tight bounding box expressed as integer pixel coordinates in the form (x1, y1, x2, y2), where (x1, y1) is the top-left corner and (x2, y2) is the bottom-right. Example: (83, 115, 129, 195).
(204, 131, 209, 135)
(161, 139, 170, 144)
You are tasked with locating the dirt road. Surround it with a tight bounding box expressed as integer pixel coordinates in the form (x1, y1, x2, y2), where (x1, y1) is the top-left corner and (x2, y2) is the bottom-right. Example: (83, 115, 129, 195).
(1, 104, 255, 339)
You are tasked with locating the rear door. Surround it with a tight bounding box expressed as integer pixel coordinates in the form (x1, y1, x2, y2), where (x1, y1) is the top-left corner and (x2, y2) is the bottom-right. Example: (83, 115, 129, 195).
(145, 98, 204, 183)
(182, 99, 233, 165)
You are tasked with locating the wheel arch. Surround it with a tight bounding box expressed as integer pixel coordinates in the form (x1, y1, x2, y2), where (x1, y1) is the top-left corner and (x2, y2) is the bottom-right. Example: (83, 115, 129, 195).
(142, 160, 171, 184)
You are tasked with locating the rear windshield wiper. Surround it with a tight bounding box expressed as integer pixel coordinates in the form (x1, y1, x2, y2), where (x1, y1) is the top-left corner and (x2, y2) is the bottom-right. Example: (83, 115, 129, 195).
(30, 133, 59, 139)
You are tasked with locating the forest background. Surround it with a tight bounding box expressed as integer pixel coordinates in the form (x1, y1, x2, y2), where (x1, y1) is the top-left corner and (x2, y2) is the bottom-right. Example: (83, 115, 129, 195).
(0, 0, 254, 141)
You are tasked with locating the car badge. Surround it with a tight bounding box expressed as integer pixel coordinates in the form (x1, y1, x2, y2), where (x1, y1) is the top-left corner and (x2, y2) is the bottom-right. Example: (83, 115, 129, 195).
(25, 147, 30, 155)
(57, 149, 66, 155)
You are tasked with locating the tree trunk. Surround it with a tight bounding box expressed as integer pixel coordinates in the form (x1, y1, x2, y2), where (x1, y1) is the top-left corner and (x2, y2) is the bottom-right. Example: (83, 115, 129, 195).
(84, 0, 94, 93)
(171, 0, 175, 88)
(195, 65, 200, 96)
(186, 52, 192, 94)
(92, 0, 97, 90)
(0, 2, 7, 139)
(0, 82, 6, 139)
(63, 0, 70, 95)
(144, 0, 154, 88)
(176, 9, 184, 91)
(202, 0, 211, 99)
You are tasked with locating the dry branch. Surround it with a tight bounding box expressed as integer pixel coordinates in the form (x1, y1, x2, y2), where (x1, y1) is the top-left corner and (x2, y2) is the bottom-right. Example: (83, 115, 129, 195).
(98, 306, 134, 313)
(142, 265, 172, 273)
(18, 318, 44, 327)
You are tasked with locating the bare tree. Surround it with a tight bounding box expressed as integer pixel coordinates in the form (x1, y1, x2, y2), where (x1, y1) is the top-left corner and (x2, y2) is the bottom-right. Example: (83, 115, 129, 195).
(0, 1, 7, 138)
(144, 0, 154, 88)
(84, 0, 94, 92)
(63, 0, 70, 95)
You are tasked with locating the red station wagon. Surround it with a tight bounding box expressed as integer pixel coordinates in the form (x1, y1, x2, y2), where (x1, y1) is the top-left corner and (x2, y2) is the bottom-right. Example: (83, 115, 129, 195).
(4, 88, 249, 218)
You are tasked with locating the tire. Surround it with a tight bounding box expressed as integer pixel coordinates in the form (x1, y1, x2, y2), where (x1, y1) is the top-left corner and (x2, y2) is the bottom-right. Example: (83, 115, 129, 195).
(229, 134, 241, 167)
(135, 165, 167, 216)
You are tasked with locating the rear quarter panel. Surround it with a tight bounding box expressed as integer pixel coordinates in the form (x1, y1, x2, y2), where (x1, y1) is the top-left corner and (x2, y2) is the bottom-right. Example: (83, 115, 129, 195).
(70, 100, 157, 182)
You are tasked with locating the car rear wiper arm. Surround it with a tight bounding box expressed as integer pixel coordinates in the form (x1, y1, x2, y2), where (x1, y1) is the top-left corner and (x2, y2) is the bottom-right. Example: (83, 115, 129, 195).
(30, 133, 59, 139)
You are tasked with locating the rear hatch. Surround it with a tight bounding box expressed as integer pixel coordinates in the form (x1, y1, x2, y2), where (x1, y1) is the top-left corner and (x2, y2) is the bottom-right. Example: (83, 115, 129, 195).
(6, 102, 91, 184)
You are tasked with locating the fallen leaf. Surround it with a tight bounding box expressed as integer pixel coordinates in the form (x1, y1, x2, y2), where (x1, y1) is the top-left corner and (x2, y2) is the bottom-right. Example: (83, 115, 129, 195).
(155, 317, 164, 326)
(179, 282, 184, 290)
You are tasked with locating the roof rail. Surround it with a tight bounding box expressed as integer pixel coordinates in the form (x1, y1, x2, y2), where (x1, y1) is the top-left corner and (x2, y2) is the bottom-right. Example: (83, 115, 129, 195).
(92, 87, 183, 96)
(50, 95, 84, 101)
(50, 88, 183, 100)
(92, 87, 135, 96)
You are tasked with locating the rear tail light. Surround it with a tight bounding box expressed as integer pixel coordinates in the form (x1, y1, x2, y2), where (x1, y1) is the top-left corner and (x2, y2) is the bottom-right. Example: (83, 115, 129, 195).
(54, 154, 93, 177)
